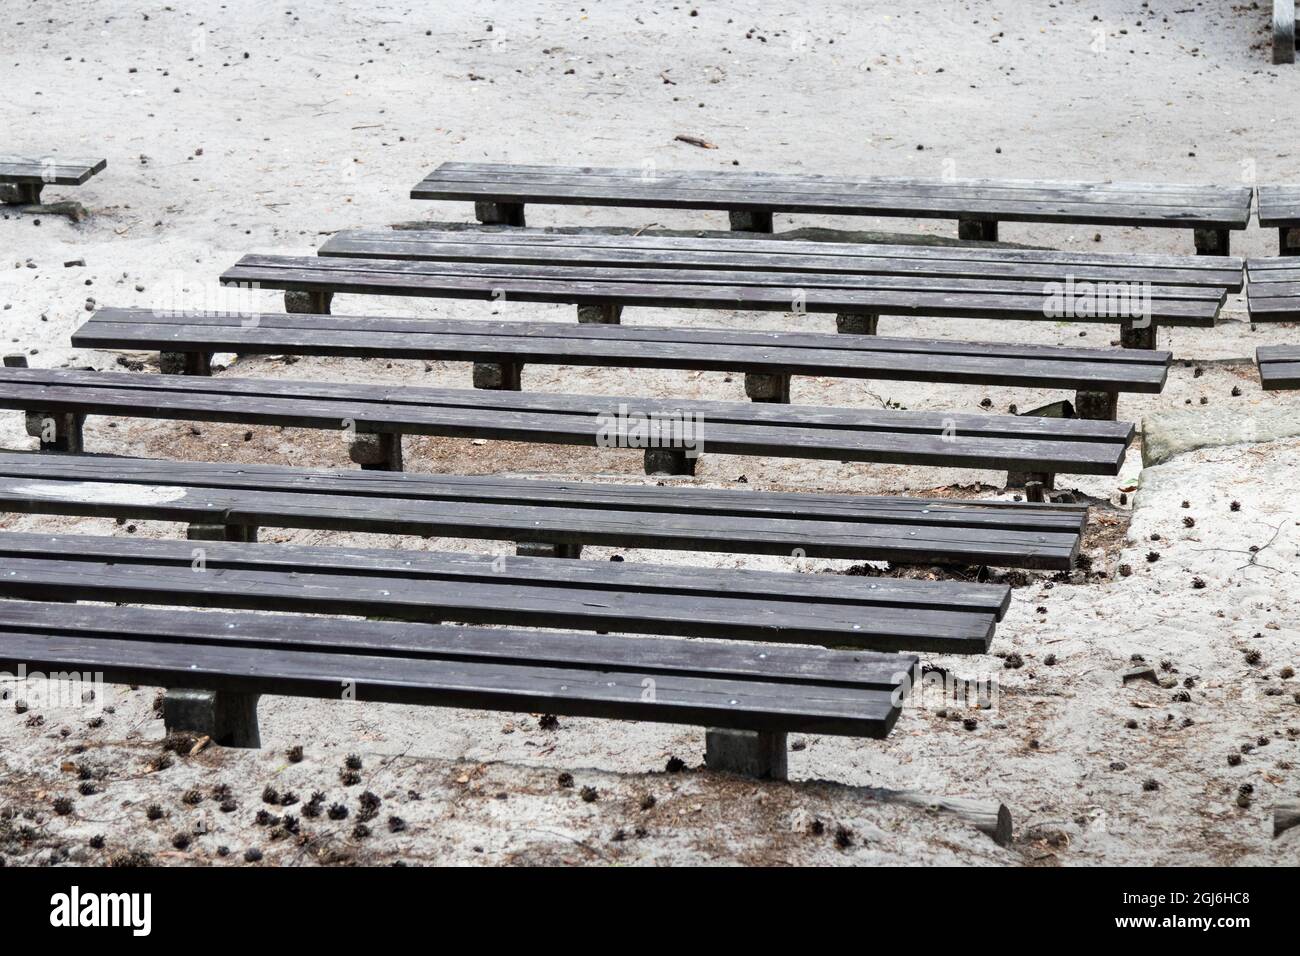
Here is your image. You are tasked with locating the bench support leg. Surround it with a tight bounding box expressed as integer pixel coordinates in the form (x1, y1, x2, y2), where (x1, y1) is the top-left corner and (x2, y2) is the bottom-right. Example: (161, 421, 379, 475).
(1280, 227, 1300, 256)
(26, 411, 84, 453)
(472, 361, 523, 390)
(705, 728, 788, 781)
(958, 219, 998, 242)
(284, 290, 333, 315)
(474, 201, 526, 227)
(577, 303, 622, 325)
(643, 448, 698, 477)
(1193, 227, 1230, 256)
(835, 312, 879, 335)
(163, 688, 261, 748)
(744, 372, 791, 403)
(1006, 470, 1055, 503)
(349, 433, 404, 471)
(1073, 390, 1119, 422)
(1276, 0, 1296, 63)
(160, 350, 213, 376)
(1119, 318, 1157, 350)
(186, 522, 258, 543)
(728, 210, 774, 233)
(1, 182, 43, 205)
(516, 542, 583, 559)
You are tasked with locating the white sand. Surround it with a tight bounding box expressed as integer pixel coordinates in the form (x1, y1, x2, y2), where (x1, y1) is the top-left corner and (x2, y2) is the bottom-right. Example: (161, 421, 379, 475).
(0, 0, 1297, 865)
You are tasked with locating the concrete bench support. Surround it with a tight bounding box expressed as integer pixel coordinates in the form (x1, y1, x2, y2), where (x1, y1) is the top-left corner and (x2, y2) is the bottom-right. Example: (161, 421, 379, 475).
(644, 448, 697, 477)
(160, 350, 213, 376)
(26, 411, 84, 453)
(705, 728, 788, 780)
(744, 372, 791, 403)
(836, 312, 879, 335)
(1280, 227, 1300, 256)
(576, 303, 622, 325)
(728, 209, 773, 233)
(349, 432, 404, 471)
(516, 542, 583, 559)
(958, 218, 998, 242)
(473, 361, 523, 390)
(1073, 390, 1119, 422)
(1193, 227, 1231, 256)
(1276, 0, 1296, 64)
(163, 688, 261, 748)
(1, 183, 43, 205)
(186, 522, 258, 543)
(474, 201, 526, 227)
(284, 290, 334, 315)
(1120, 318, 1157, 351)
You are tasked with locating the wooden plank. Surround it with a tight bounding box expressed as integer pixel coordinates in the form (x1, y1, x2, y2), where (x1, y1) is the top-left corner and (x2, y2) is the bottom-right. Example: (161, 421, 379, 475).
(73, 311, 1171, 392)
(0, 531, 1009, 615)
(0, 449, 1087, 529)
(0, 600, 917, 692)
(0, 605, 905, 737)
(218, 254, 1225, 325)
(0, 157, 107, 186)
(0, 368, 1134, 474)
(1276, 0, 1297, 64)
(1257, 345, 1300, 390)
(411, 163, 1253, 228)
(0, 464, 1082, 569)
(0, 534, 1004, 652)
(83, 307, 1180, 366)
(320, 229, 1244, 289)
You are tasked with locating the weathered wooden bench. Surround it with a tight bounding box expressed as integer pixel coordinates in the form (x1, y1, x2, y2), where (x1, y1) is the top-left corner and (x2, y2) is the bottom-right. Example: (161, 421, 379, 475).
(1256, 186, 1300, 255)
(0, 597, 916, 780)
(0, 155, 106, 205)
(1276, 1, 1296, 64)
(1257, 345, 1300, 390)
(410, 161, 1253, 255)
(0, 531, 1008, 654)
(1244, 257, 1300, 321)
(0, 451, 1087, 569)
(0, 366, 1135, 496)
(72, 306, 1173, 420)
(220, 246, 1230, 351)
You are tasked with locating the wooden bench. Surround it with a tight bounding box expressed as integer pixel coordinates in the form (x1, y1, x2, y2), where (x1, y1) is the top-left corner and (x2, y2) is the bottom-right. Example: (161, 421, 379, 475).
(220, 248, 1230, 351)
(0, 531, 1008, 655)
(1276, 1, 1296, 64)
(410, 161, 1254, 255)
(1257, 345, 1300, 390)
(71, 306, 1173, 420)
(1256, 186, 1300, 255)
(0, 155, 106, 206)
(0, 366, 1135, 496)
(1244, 257, 1300, 321)
(0, 451, 1087, 569)
(0, 597, 917, 779)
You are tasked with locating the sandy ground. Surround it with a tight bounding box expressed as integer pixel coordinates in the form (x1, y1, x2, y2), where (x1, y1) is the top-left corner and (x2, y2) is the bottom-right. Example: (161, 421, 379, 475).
(0, 0, 1298, 866)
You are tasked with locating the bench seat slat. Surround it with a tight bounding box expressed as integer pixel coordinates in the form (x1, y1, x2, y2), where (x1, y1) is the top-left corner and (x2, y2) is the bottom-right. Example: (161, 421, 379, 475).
(73, 312, 1170, 393)
(320, 230, 1244, 289)
(1257, 345, 1300, 390)
(412, 163, 1253, 228)
(218, 254, 1226, 325)
(0, 600, 915, 691)
(0, 605, 905, 737)
(83, 307, 1181, 365)
(0, 534, 1004, 653)
(0, 157, 107, 186)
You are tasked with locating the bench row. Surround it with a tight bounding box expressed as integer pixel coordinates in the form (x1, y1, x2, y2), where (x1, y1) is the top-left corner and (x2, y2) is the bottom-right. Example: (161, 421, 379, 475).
(72, 307, 1173, 421)
(219, 228, 1239, 351)
(0, 366, 1135, 494)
